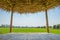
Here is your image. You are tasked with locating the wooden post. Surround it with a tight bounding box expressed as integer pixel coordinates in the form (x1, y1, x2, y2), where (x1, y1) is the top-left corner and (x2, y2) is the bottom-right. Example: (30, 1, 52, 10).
(10, 7, 13, 33)
(45, 9, 49, 33)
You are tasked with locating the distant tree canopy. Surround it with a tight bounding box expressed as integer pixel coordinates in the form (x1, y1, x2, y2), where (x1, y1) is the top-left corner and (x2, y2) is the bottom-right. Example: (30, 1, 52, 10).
(0, 24, 60, 29)
(53, 24, 60, 29)
(0, 24, 10, 28)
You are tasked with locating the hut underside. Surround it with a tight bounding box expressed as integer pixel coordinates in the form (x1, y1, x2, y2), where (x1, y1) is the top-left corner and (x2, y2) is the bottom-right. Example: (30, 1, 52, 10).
(0, 0, 60, 33)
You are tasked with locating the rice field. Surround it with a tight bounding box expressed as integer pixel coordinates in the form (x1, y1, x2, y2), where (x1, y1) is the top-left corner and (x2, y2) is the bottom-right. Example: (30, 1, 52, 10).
(0, 28, 60, 34)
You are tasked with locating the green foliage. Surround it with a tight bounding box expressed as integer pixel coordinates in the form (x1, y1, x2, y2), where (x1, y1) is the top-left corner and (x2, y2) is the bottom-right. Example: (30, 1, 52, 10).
(53, 24, 60, 29)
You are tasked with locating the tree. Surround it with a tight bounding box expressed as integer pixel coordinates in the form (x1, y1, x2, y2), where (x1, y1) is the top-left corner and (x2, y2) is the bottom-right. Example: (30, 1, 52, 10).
(53, 24, 60, 29)
(57, 24, 60, 29)
(53, 25, 57, 29)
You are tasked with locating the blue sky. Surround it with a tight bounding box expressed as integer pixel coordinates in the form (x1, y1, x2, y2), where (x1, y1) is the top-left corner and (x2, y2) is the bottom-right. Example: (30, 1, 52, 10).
(0, 6, 60, 26)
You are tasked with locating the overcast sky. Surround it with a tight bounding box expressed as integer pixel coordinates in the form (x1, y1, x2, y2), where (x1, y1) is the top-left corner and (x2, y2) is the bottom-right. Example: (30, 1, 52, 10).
(0, 6, 60, 26)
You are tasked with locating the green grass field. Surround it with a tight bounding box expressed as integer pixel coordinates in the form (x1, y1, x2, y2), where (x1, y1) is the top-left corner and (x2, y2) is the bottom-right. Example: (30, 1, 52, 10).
(0, 28, 60, 34)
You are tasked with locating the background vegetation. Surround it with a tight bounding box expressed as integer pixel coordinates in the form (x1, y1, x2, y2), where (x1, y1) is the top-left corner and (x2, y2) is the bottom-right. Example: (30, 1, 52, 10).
(0, 24, 60, 34)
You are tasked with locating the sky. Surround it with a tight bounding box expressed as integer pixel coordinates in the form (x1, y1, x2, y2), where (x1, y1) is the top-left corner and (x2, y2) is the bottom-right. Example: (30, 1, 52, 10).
(0, 6, 60, 27)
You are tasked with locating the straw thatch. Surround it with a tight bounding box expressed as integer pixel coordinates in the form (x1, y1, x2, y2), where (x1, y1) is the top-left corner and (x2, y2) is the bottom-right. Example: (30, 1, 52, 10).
(0, 0, 60, 13)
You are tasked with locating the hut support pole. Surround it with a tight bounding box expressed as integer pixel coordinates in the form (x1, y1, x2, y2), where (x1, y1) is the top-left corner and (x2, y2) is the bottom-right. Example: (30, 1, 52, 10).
(10, 7, 13, 33)
(45, 9, 49, 33)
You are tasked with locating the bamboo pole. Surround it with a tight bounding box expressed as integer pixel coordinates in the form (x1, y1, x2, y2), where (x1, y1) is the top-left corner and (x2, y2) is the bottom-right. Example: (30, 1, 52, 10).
(10, 7, 13, 33)
(45, 9, 49, 33)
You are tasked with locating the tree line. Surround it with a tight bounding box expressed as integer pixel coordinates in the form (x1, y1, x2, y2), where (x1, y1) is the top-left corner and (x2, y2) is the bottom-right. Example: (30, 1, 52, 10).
(53, 24, 60, 29)
(0, 24, 60, 29)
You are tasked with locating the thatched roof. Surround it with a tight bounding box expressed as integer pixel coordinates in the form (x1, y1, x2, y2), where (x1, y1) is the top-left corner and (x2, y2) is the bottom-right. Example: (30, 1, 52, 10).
(0, 0, 60, 13)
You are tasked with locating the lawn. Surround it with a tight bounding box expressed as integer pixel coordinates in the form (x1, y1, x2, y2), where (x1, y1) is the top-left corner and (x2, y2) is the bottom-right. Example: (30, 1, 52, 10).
(0, 28, 60, 34)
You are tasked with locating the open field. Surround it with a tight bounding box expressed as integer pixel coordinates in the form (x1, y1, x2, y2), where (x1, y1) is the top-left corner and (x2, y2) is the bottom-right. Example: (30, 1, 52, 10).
(0, 28, 60, 34)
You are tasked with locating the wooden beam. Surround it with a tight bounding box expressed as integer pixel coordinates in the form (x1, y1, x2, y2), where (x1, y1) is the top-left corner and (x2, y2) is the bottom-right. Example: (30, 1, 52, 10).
(45, 9, 49, 33)
(10, 7, 13, 33)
